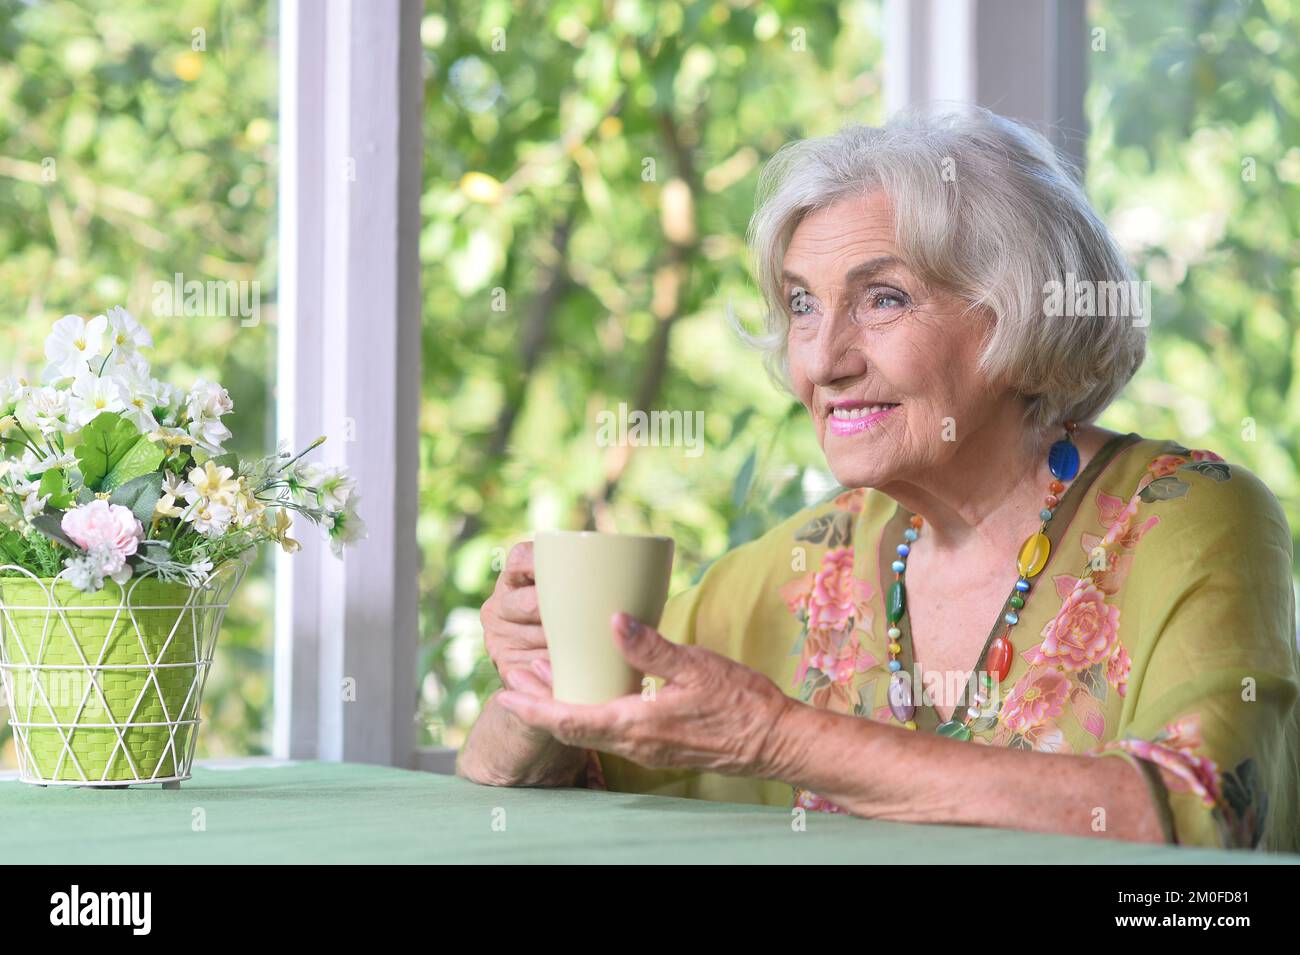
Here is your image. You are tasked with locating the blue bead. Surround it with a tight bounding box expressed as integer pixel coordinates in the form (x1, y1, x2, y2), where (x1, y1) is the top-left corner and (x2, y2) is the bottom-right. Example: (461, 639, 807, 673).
(1040, 508, 1053, 521)
(888, 660, 902, 672)
(903, 528, 918, 542)
(896, 543, 910, 557)
(1004, 612, 1019, 626)
(891, 560, 906, 573)
(1015, 578, 1031, 592)
(1048, 439, 1080, 481)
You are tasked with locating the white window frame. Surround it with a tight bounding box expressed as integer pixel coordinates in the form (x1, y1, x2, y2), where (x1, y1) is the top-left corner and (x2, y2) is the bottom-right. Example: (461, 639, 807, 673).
(275, 0, 424, 767)
(885, 0, 1087, 170)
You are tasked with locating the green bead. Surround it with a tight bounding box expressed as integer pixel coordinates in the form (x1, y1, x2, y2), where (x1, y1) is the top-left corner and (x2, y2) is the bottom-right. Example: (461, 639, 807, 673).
(936, 720, 972, 741)
(1009, 594, 1024, 609)
(887, 580, 906, 623)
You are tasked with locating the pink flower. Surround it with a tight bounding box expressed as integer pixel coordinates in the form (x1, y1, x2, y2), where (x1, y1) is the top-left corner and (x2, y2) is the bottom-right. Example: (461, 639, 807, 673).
(1189, 448, 1224, 462)
(999, 669, 1071, 733)
(61, 500, 144, 563)
(1107, 641, 1131, 697)
(1146, 454, 1189, 479)
(1032, 578, 1121, 671)
(1087, 714, 1222, 809)
(794, 787, 850, 815)
(808, 547, 857, 632)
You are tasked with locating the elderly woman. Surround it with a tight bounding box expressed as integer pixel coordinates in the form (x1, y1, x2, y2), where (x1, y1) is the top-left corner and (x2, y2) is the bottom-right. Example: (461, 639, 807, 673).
(457, 107, 1300, 852)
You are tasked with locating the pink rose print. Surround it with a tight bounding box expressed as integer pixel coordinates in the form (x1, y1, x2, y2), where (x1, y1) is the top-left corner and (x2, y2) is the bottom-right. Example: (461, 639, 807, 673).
(786, 547, 875, 712)
(831, 488, 867, 514)
(780, 571, 814, 618)
(1087, 714, 1223, 809)
(1032, 578, 1121, 671)
(1188, 449, 1224, 462)
(1107, 641, 1131, 697)
(794, 787, 851, 815)
(1146, 453, 1189, 479)
(998, 668, 1071, 734)
(807, 547, 861, 632)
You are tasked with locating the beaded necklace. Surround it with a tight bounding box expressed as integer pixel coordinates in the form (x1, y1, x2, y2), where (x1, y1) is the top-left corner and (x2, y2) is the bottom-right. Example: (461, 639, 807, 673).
(883, 420, 1082, 738)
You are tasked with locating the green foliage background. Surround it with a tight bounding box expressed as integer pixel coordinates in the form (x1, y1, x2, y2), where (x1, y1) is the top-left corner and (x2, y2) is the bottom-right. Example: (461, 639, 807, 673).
(1, 0, 1295, 762)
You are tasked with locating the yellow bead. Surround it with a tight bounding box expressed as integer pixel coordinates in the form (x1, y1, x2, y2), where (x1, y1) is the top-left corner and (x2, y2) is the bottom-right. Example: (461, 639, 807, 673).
(1017, 532, 1051, 578)
(904, 721, 918, 730)
(889, 642, 901, 654)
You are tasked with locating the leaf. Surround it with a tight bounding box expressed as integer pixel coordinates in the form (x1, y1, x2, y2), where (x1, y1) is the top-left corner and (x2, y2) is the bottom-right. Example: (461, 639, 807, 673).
(1069, 687, 1106, 740)
(856, 679, 877, 714)
(794, 510, 853, 547)
(108, 472, 164, 524)
(723, 406, 755, 448)
(1178, 460, 1231, 482)
(1138, 476, 1190, 504)
(31, 511, 80, 551)
(0, 529, 27, 564)
(731, 448, 756, 509)
(74, 412, 143, 491)
(37, 469, 76, 509)
(1078, 662, 1109, 701)
(209, 452, 240, 472)
(103, 435, 165, 491)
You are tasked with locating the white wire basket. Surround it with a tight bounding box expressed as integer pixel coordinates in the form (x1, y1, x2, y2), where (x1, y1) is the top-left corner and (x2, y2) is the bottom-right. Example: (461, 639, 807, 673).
(0, 555, 250, 788)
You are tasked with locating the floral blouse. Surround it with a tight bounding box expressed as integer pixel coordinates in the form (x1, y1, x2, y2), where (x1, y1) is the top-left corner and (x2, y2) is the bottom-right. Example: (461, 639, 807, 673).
(588, 432, 1300, 852)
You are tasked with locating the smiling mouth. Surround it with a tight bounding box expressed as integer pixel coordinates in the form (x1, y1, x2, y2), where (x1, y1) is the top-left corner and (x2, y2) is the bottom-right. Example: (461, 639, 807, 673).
(826, 402, 900, 435)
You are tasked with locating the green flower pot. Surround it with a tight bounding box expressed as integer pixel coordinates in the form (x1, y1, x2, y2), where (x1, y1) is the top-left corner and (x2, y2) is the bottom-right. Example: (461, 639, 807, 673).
(0, 562, 246, 786)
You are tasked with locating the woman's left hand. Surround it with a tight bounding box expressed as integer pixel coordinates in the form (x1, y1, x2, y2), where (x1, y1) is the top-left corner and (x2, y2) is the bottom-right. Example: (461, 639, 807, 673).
(495, 612, 799, 778)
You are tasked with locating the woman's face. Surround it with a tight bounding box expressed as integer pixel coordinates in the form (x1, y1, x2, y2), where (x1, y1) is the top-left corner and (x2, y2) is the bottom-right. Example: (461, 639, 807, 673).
(783, 191, 1003, 489)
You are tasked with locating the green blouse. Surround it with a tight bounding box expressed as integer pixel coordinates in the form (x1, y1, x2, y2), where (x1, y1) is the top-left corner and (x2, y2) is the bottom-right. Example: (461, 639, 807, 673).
(588, 432, 1300, 852)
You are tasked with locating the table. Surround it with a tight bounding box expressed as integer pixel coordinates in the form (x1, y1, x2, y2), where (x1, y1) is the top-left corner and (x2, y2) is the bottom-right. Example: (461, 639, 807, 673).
(0, 760, 1294, 864)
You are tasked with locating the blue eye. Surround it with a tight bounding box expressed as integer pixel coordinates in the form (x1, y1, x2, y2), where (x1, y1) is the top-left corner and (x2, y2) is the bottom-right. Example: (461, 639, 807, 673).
(871, 290, 906, 309)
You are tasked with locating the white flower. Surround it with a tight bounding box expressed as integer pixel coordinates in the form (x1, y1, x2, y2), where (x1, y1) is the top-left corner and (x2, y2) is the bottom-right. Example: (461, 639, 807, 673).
(63, 544, 133, 593)
(187, 416, 233, 455)
(21, 386, 71, 435)
(155, 470, 194, 519)
(297, 462, 356, 511)
(21, 490, 49, 522)
(186, 379, 234, 420)
(327, 494, 367, 557)
(153, 381, 185, 425)
(19, 446, 76, 475)
(115, 367, 163, 434)
(69, 371, 128, 427)
(186, 500, 233, 538)
(185, 460, 239, 506)
(0, 376, 26, 411)
(104, 306, 152, 355)
(44, 314, 108, 380)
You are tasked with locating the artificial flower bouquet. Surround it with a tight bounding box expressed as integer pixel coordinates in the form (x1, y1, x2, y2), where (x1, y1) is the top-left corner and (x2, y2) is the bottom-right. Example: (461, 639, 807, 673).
(0, 308, 364, 786)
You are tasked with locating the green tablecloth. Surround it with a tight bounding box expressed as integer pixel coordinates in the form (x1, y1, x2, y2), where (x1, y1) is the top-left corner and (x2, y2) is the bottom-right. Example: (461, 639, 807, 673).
(0, 760, 1294, 864)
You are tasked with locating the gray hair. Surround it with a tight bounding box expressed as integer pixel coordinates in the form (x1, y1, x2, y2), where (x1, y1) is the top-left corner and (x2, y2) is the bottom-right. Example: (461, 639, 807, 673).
(733, 105, 1146, 444)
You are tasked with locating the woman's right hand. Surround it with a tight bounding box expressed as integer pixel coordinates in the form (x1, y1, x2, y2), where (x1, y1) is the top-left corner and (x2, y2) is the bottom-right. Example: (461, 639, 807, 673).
(480, 541, 556, 719)
(459, 540, 591, 787)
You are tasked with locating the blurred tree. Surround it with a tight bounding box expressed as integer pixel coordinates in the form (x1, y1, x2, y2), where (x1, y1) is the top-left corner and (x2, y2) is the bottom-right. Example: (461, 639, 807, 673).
(1086, 0, 1300, 588)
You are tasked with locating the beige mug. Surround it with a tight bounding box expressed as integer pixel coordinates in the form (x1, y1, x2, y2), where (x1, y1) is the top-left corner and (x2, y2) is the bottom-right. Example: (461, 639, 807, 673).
(534, 530, 675, 705)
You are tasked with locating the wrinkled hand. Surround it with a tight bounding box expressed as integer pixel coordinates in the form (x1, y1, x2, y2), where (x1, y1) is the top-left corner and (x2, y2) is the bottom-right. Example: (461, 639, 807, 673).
(495, 612, 799, 778)
(478, 541, 565, 742)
